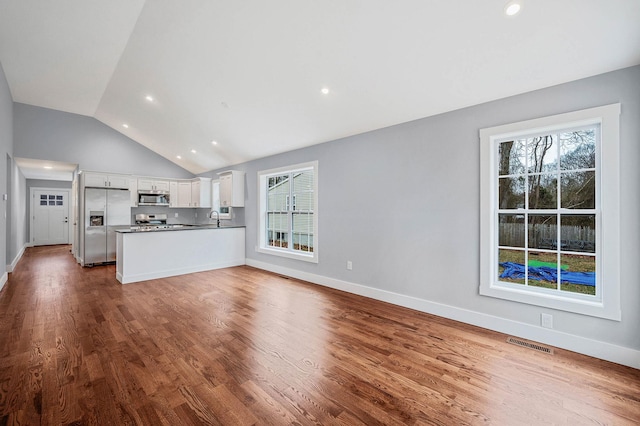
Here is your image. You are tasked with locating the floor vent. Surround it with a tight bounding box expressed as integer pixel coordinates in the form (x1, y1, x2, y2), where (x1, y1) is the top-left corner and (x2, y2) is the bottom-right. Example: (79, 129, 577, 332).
(506, 337, 554, 354)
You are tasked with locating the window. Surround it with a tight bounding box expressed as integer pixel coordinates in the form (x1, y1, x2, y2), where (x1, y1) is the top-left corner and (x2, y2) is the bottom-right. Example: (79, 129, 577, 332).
(40, 194, 65, 206)
(257, 161, 318, 262)
(211, 180, 231, 219)
(480, 104, 620, 320)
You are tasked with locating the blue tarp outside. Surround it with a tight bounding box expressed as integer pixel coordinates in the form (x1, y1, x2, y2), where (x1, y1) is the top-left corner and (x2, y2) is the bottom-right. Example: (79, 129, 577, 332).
(499, 262, 595, 287)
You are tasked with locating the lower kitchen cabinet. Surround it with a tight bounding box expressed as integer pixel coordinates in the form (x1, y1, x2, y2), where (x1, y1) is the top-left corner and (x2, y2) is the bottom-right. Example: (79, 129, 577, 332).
(116, 226, 245, 284)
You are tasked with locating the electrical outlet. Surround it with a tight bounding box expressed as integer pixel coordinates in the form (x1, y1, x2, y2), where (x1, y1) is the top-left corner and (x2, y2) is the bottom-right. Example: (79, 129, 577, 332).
(174, 213, 179, 218)
(541, 313, 553, 329)
(346, 260, 353, 270)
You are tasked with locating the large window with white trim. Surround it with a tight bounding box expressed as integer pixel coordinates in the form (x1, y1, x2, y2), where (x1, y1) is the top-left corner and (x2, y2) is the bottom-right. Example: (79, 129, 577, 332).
(480, 104, 620, 320)
(257, 161, 318, 262)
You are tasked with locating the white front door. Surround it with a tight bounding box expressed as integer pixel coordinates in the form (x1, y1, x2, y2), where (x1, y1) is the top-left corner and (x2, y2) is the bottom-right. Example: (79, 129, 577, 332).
(32, 189, 70, 246)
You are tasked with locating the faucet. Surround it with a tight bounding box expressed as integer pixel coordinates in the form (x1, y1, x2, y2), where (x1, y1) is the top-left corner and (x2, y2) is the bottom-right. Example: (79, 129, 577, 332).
(209, 210, 220, 227)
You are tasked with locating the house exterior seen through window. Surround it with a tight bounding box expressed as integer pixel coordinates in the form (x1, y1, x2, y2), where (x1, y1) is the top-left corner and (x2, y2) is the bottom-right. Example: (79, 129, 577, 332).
(480, 104, 620, 320)
(258, 161, 318, 263)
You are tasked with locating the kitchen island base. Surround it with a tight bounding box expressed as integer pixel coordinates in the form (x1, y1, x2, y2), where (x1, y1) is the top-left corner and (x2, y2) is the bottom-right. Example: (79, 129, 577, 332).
(116, 227, 245, 284)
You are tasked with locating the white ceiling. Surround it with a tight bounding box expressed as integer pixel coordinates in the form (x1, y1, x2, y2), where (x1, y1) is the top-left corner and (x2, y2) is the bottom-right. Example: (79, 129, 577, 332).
(1, 1, 639, 175)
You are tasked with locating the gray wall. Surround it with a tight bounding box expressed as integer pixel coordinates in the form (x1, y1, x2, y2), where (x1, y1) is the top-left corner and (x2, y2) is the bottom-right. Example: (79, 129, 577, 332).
(0, 64, 26, 274)
(27, 178, 72, 190)
(0, 63, 11, 277)
(13, 103, 194, 179)
(205, 65, 640, 354)
(9, 163, 27, 265)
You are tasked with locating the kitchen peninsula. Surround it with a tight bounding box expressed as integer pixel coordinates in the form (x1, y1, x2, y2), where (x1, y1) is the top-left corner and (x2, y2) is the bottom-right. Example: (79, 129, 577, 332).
(115, 225, 245, 284)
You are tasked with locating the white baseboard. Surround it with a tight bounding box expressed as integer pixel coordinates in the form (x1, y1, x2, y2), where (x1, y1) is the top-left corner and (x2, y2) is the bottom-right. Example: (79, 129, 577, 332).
(246, 259, 640, 370)
(6, 244, 27, 273)
(0, 271, 7, 292)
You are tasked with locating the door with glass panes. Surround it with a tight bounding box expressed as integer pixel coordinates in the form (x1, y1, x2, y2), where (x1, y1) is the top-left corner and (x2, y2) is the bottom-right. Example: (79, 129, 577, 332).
(32, 189, 70, 245)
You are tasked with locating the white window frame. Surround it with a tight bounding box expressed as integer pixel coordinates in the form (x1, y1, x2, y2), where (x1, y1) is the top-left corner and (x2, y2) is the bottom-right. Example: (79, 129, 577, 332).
(211, 180, 231, 219)
(480, 104, 620, 320)
(257, 161, 318, 263)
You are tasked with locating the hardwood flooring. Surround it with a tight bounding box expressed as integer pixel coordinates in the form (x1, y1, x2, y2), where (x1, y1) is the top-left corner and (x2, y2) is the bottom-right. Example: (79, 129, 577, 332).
(0, 245, 639, 425)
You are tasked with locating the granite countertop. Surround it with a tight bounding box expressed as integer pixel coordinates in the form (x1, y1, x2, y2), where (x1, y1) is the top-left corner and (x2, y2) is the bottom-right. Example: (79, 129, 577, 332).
(115, 224, 245, 233)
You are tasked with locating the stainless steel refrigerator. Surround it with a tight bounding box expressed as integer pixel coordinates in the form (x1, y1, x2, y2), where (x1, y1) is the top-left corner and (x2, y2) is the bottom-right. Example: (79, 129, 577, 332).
(84, 188, 130, 265)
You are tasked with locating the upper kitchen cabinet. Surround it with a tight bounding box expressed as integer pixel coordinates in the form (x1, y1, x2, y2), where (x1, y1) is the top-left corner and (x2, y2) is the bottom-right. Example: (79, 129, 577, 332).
(138, 178, 170, 192)
(82, 171, 130, 189)
(175, 178, 212, 208)
(177, 181, 192, 207)
(130, 179, 138, 207)
(169, 181, 179, 208)
(191, 177, 212, 208)
(218, 170, 244, 207)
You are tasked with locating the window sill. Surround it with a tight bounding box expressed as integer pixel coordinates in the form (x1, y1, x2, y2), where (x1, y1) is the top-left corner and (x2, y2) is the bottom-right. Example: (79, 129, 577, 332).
(479, 281, 620, 321)
(256, 246, 318, 263)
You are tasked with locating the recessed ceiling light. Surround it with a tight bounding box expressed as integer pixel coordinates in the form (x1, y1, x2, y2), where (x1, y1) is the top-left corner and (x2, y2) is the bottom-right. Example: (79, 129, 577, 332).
(211, 141, 218, 145)
(145, 95, 154, 102)
(504, 1, 522, 16)
(176, 155, 182, 159)
(191, 149, 197, 154)
(321, 87, 330, 95)
(43, 166, 53, 169)
(122, 123, 129, 128)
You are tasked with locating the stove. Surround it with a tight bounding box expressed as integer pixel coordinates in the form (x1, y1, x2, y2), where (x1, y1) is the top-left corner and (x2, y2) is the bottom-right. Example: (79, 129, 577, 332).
(133, 214, 194, 231)
(134, 213, 168, 229)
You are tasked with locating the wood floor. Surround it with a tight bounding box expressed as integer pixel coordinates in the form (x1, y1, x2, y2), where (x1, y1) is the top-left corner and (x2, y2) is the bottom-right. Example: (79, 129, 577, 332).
(1, 246, 639, 425)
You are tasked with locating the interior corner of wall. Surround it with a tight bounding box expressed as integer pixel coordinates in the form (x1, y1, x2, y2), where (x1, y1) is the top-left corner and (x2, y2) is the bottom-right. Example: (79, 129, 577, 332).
(0, 271, 7, 291)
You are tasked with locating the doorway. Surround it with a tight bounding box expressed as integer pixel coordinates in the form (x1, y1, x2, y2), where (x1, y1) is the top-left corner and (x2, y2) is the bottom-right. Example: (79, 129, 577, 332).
(30, 188, 70, 246)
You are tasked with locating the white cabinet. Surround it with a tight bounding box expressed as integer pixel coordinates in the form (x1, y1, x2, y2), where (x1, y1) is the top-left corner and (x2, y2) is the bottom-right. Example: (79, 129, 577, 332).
(177, 181, 192, 207)
(138, 178, 170, 192)
(191, 178, 211, 208)
(191, 180, 201, 207)
(174, 178, 211, 208)
(169, 181, 178, 208)
(218, 170, 244, 207)
(129, 179, 138, 207)
(83, 172, 130, 189)
(116, 227, 246, 284)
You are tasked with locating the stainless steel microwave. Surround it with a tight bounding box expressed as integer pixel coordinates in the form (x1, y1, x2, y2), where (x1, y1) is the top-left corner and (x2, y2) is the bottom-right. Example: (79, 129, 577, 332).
(138, 191, 170, 206)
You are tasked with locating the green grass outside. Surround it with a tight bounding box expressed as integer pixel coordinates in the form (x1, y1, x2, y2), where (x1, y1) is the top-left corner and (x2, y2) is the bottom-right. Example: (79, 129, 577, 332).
(498, 249, 596, 295)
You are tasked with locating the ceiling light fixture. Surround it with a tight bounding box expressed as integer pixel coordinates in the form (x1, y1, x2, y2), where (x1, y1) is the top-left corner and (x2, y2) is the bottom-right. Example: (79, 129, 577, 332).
(122, 123, 129, 128)
(176, 155, 182, 159)
(321, 87, 330, 95)
(211, 141, 218, 145)
(504, 1, 522, 16)
(191, 149, 196, 154)
(145, 95, 154, 102)
(43, 166, 53, 169)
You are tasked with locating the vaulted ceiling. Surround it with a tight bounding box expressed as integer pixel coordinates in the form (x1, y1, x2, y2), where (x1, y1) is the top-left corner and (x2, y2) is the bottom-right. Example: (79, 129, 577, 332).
(1, 1, 639, 174)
